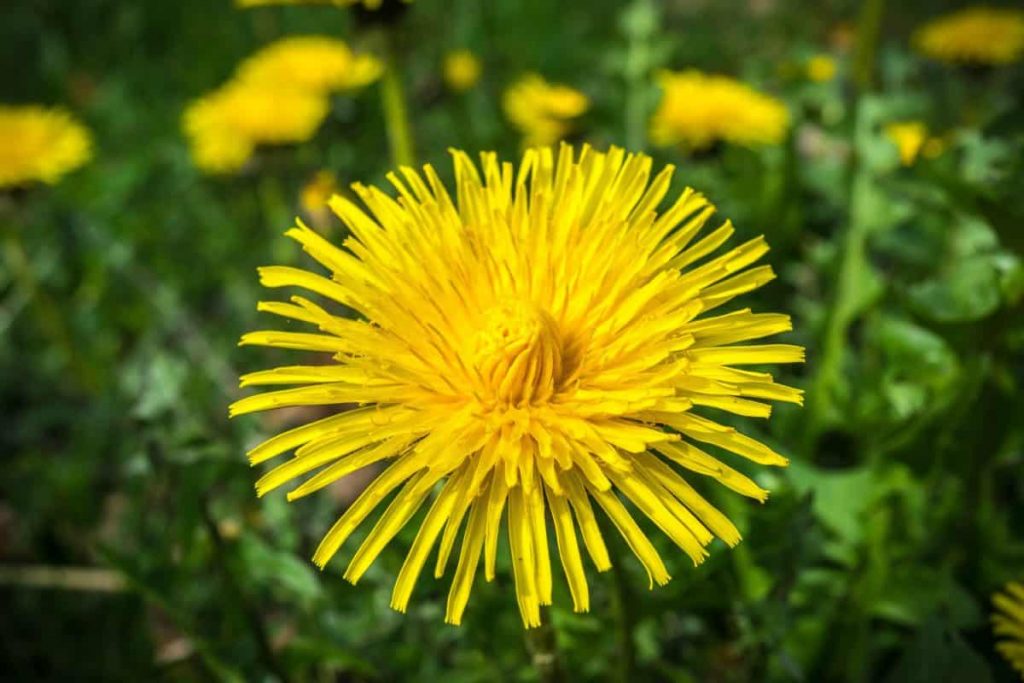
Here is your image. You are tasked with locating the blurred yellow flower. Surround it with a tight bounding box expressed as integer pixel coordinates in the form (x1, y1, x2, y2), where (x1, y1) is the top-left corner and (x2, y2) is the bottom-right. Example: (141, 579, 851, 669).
(993, 581, 1024, 678)
(806, 54, 837, 82)
(914, 7, 1024, 65)
(444, 50, 482, 92)
(650, 70, 789, 150)
(503, 74, 589, 147)
(183, 81, 328, 173)
(0, 106, 92, 188)
(884, 121, 944, 167)
(187, 129, 255, 175)
(230, 143, 803, 628)
(300, 170, 339, 229)
(238, 36, 383, 94)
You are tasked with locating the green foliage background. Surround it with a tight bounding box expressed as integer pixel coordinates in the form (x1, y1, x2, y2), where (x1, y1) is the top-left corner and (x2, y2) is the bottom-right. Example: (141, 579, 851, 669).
(2, 0, 1023, 680)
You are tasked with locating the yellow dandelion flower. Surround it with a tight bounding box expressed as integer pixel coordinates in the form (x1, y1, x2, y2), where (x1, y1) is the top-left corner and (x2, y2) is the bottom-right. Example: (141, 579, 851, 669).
(238, 36, 383, 94)
(884, 121, 944, 167)
(806, 54, 838, 82)
(503, 74, 589, 148)
(444, 50, 482, 92)
(187, 128, 255, 175)
(914, 7, 1024, 65)
(230, 144, 804, 628)
(183, 81, 328, 174)
(885, 122, 927, 166)
(650, 70, 789, 150)
(300, 170, 339, 229)
(993, 581, 1024, 677)
(0, 105, 92, 188)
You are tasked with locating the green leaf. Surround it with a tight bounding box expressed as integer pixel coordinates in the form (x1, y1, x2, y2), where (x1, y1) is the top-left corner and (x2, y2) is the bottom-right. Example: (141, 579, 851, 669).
(873, 315, 958, 381)
(872, 570, 982, 629)
(237, 534, 322, 607)
(123, 351, 188, 419)
(786, 462, 876, 544)
(885, 618, 992, 683)
(909, 256, 1002, 323)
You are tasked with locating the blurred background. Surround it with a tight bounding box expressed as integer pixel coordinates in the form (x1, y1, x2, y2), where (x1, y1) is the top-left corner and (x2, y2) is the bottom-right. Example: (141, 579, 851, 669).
(2, 0, 1023, 680)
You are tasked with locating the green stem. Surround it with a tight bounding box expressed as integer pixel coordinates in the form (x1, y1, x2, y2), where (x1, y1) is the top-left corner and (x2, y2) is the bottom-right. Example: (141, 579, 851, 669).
(621, 0, 656, 151)
(0, 564, 126, 592)
(380, 39, 416, 168)
(805, 0, 887, 446)
(609, 557, 637, 683)
(524, 606, 564, 683)
(806, 167, 871, 442)
(852, 0, 886, 93)
(596, 513, 638, 682)
(623, 47, 647, 152)
(807, 177, 875, 449)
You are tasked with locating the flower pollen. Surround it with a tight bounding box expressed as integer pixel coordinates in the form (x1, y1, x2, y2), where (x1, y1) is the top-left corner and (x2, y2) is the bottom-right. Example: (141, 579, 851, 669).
(473, 301, 564, 408)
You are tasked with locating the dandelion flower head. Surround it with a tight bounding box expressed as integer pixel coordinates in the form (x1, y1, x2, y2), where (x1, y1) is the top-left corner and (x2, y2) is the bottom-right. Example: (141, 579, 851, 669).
(231, 144, 804, 628)
(806, 54, 838, 82)
(914, 7, 1024, 65)
(993, 581, 1024, 678)
(444, 50, 483, 92)
(238, 36, 383, 94)
(503, 74, 589, 148)
(650, 70, 789, 150)
(301, 170, 340, 229)
(884, 121, 943, 167)
(0, 105, 93, 188)
(183, 81, 328, 174)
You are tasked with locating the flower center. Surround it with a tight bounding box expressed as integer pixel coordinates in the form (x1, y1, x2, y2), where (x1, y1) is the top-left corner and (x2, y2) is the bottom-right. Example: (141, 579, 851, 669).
(472, 301, 563, 407)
